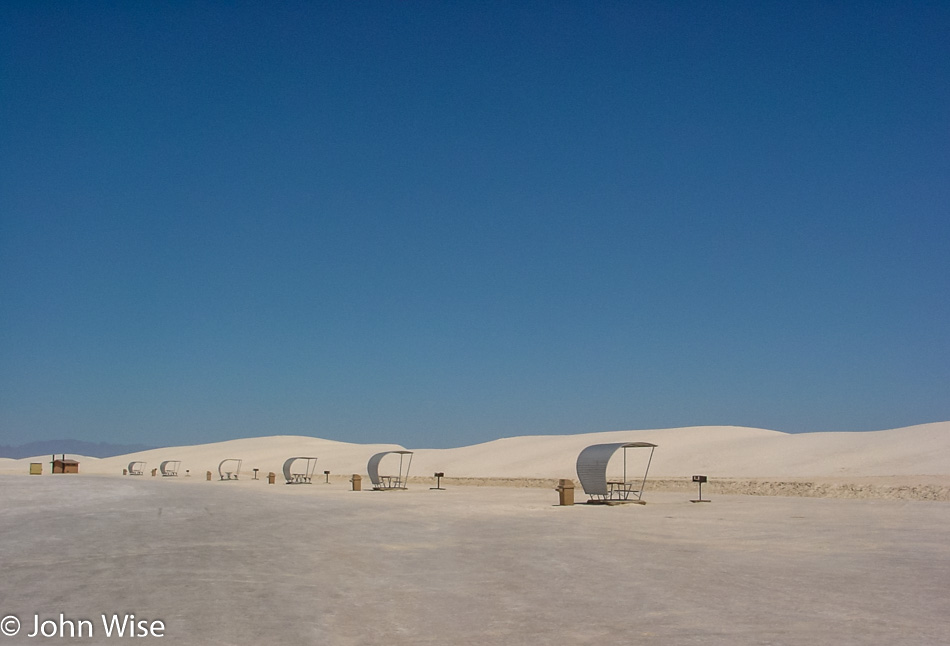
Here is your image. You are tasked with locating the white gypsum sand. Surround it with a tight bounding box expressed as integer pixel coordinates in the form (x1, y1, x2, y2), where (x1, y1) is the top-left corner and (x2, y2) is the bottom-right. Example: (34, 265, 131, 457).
(1, 474, 948, 645)
(2, 423, 948, 644)
(3, 422, 948, 499)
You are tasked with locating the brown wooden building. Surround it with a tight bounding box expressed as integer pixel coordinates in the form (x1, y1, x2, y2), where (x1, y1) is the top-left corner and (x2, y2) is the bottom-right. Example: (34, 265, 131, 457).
(52, 459, 79, 474)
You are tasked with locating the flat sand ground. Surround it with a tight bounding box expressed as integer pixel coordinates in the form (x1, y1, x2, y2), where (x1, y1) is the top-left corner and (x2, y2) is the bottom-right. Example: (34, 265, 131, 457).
(1, 475, 948, 646)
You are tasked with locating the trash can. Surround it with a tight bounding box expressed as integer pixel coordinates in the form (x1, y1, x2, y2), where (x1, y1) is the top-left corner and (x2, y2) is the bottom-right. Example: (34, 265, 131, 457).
(267, 472, 276, 485)
(30, 463, 42, 475)
(151, 468, 158, 477)
(351, 474, 362, 491)
(555, 479, 575, 506)
(206, 471, 212, 481)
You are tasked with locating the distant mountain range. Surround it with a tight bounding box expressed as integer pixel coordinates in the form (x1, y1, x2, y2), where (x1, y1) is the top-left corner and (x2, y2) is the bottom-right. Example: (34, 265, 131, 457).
(0, 440, 155, 459)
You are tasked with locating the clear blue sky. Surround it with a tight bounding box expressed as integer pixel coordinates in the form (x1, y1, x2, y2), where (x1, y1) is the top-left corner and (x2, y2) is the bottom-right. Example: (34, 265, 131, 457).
(1, 2, 948, 449)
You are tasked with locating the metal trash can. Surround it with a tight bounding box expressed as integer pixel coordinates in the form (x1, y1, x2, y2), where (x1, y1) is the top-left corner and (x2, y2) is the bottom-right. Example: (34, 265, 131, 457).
(267, 472, 276, 484)
(555, 479, 575, 506)
(351, 474, 362, 491)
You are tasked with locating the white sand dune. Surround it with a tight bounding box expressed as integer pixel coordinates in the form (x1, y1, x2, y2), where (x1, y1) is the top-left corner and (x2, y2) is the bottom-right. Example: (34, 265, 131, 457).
(3, 422, 947, 485)
(2, 423, 948, 644)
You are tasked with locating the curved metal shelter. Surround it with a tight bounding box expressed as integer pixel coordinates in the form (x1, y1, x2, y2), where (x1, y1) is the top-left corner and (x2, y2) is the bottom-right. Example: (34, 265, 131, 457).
(576, 442, 657, 502)
(282, 456, 318, 484)
(218, 458, 242, 481)
(159, 460, 181, 476)
(367, 450, 413, 490)
(128, 461, 146, 476)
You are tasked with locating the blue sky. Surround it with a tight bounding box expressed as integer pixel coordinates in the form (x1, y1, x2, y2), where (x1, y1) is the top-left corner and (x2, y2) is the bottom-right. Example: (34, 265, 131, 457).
(1, 2, 948, 449)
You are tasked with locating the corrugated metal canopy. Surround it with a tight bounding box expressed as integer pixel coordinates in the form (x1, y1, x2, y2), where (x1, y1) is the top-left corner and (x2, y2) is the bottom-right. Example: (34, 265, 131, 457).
(282, 456, 318, 482)
(217, 458, 242, 478)
(367, 450, 413, 486)
(159, 460, 180, 475)
(575, 442, 657, 496)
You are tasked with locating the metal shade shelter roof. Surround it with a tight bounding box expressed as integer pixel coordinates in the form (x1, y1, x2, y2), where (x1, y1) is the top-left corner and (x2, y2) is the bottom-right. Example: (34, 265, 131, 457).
(128, 461, 146, 475)
(282, 457, 318, 484)
(575, 442, 657, 500)
(159, 460, 181, 476)
(218, 458, 242, 480)
(367, 450, 413, 489)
